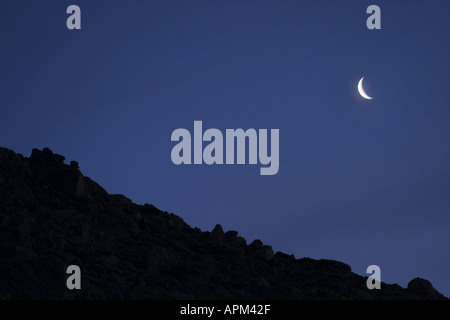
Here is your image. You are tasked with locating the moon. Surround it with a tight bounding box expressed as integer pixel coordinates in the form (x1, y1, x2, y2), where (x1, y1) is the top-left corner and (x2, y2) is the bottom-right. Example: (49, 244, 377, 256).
(358, 77, 373, 100)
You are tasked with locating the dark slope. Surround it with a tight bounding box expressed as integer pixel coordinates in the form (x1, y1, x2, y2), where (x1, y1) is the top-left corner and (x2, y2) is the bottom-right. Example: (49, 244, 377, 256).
(0, 147, 446, 299)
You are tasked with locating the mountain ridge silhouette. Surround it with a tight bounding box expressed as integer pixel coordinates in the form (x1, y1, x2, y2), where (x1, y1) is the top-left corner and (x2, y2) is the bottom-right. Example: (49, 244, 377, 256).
(0, 146, 446, 299)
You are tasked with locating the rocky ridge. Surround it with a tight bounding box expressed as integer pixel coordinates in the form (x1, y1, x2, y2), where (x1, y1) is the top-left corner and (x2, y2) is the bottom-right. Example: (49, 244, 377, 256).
(0, 147, 446, 299)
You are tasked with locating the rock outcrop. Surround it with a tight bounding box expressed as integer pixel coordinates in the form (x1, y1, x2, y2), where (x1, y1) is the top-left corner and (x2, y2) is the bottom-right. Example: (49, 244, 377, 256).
(0, 147, 446, 300)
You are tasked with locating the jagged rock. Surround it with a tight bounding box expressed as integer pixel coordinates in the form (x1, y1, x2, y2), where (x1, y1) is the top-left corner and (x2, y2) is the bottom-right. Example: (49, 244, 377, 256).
(246, 240, 273, 260)
(0, 147, 447, 300)
(224, 230, 238, 238)
(70, 161, 79, 169)
(249, 239, 263, 248)
(211, 224, 224, 247)
(407, 278, 445, 300)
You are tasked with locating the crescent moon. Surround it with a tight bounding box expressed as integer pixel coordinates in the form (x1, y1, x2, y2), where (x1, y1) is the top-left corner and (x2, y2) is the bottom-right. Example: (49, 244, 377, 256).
(358, 77, 373, 100)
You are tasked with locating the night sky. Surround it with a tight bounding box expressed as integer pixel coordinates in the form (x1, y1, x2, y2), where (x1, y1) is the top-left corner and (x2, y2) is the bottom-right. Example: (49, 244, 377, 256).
(1, 1, 450, 296)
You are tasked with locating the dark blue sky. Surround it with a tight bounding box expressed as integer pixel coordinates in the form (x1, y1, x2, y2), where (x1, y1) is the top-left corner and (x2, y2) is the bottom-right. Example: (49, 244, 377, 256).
(1, 0, 450, 296)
